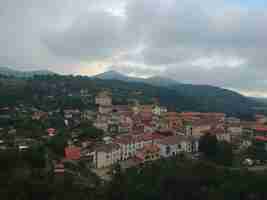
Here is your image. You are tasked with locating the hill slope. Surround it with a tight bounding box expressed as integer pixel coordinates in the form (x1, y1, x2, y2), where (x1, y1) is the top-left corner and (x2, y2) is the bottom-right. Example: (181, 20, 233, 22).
(0, 74, 262, 119)
(0, 67, 56, 77)
(94, 70, 180, 87)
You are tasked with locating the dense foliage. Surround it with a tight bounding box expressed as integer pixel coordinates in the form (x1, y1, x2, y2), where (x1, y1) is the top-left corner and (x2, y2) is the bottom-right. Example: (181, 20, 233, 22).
(199, 134, 234, 166)
(1, 149, 267, 200)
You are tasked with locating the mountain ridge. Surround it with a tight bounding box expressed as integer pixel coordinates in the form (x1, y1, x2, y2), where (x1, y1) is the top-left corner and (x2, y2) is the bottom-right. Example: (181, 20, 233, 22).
(93, 70, 180, 87)
(0, 66, 56, 77)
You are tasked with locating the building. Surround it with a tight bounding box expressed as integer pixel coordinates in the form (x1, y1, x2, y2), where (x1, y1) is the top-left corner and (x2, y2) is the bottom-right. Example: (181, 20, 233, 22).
(158, 135, 181, 157)
(152, 105, 167, 116)
(81, 110, 95, 121)
(32, 111, 48, 120)
(95, 91, 112, 106)
(47, 128, 56, 137)
(98, 105, 112, 115)
(135, 144, 160, 163)
(164, 112, 182, 130)
(119, 113, 133, 133)
(252, 127, 267, 137)
(227, 125, 242, 136)
(54, 162, 65, 174)
(255, 114, 267, 124)
(158, 135, 199, 158)
(226, 117, 241, 124)
(95, 143, 121, 168)
(203, 128, 231, 143)
(65, 146, 81, 160)
(63, 109, 81, 119)
(184, 120, 211, 137)
(114, 133, 154, 160)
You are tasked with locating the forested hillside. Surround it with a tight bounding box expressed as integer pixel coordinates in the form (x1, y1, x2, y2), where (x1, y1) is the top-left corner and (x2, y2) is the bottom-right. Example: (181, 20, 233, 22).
(0, 74, 263, 119)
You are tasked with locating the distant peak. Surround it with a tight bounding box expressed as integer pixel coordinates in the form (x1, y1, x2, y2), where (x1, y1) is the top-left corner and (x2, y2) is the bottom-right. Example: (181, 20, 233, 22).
(102, 70, 124, 75)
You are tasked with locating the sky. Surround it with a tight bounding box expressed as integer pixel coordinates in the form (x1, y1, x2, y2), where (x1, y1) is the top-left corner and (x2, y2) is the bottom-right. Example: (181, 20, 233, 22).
(0, 0, 267, 97)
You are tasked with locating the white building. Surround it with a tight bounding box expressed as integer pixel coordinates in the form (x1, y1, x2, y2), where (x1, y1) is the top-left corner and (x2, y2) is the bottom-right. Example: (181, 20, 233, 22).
(158, 135, 199, 158)
(95, 143, 121, 168)
(152, 105, 167, 116)
(114, 134, 154, 160)
(95, 91, 112, 106)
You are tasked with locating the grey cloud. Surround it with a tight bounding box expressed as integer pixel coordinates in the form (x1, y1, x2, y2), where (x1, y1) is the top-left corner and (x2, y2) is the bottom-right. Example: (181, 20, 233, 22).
(0, 0, 267, 95)
(43, 10, 126, 61)
(125, 0, 267, 67)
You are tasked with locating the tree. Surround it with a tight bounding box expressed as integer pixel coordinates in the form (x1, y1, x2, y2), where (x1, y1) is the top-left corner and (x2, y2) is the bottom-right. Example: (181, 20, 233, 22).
(199, 133, 233, 166)
(76, 122, 104, 140)
(199, 133, 218, 161)
(216, 142, 233, 166)
(47, 132, 68, 156)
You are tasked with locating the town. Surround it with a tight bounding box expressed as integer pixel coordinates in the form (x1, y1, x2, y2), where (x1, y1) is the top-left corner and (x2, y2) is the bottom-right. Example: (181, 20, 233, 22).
(1, 89, 267, 181)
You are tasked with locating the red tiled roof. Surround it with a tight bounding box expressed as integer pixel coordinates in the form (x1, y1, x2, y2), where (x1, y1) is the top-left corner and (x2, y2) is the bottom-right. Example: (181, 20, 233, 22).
(65, 147, 81, 160)
(47, 128, 56, 136)
(255, 136, 267, 142)
(255, 114, 266, 118)
(180, 112, 201, 116)
(135, 144, 160, 161)
(152, 133, 166, 140)
(254, 127, 267, 132)
(142, 144, 160, 152)
(114, 133, 154, 145)
(158, 135, 180, 145)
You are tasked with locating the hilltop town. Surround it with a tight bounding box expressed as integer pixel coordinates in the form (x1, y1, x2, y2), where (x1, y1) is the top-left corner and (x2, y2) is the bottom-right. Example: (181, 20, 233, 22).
(1, 87, 267, 182)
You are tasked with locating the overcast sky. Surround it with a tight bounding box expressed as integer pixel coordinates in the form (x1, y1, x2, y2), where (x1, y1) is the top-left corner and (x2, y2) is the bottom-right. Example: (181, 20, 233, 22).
(1, 0, 267, 96)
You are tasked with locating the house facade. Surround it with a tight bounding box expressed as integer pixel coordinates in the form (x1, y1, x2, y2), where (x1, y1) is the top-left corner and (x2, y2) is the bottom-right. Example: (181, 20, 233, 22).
(95, 143, 121, 168)
(159, 135, 199, 158)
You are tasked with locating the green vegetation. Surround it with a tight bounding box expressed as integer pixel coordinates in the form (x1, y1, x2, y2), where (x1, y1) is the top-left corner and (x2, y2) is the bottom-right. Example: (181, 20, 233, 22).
(0, 74, 263, 119)
(47, 131, 68, 157)
(74, 122, 104, 140)
(1, 149, 267, 200)
(199, 134, 234, 166)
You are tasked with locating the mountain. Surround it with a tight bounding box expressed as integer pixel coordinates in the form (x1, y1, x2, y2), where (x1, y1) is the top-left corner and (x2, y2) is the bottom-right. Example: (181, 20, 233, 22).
(0, 67, 56, 78)
(145, 76, 180, 87)
(94, 70, 139, 82)
(93, 70, 261, 118)
(94, 70, 180, 87)
(0, 71, 263, 119)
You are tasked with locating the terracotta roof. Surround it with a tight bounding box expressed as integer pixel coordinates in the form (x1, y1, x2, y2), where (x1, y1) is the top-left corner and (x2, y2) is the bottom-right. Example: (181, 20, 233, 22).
(95, 143, 120, 153)
(65, 147, 81, 160)
(165, 112, 178, 117)
(47, 128, 56, 135)
(158, 135, 181, 145)
(240, 121, 257, 128)
(113, 105, 131, 112)
(159, 135, 197, 145)
(114, 133, 154, 145)
(152, 133, 166, 140)
(142, 144, 160, 152)
(254, 127, 267, 132)
(191, 119, 214, 126)
(180, 112, 202, 116)
(255, 136, 267, 142)
(255, 114, 266, 118)
(135, 144, 160, 161)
